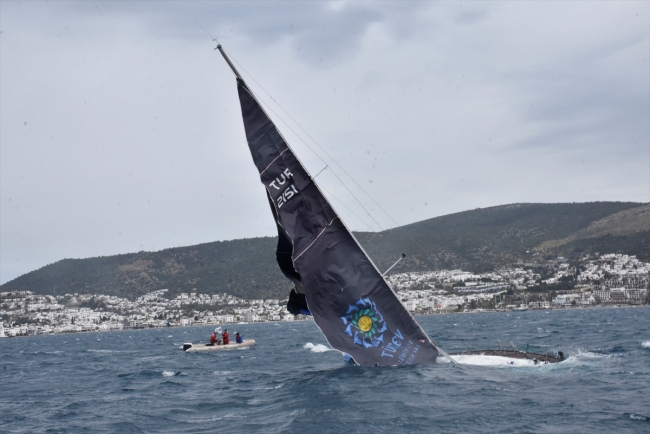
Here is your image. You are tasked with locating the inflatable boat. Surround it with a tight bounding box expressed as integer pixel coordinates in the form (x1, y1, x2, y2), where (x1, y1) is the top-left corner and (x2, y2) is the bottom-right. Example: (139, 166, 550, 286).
(180, 340, 256, 352)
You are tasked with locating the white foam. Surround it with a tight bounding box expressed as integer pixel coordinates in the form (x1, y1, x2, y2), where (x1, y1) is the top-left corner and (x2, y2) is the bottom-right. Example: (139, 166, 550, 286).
(304, 343, 332, 353)
(26, 350, 64, 355)
(187, 413, 240, 423)
(642, 341, 650, 349)
(162, 371, 176, 377)
(571, 349, 611, 359)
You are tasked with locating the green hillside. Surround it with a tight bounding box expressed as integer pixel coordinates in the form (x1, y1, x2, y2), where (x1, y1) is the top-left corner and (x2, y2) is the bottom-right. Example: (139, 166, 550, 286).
(1, 202, 646, 300)
(357, 202, 648, 273)
(537, 204, 650, 250)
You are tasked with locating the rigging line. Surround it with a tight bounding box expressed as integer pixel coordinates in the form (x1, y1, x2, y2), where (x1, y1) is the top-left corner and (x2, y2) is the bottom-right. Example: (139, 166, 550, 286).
(225, 48, 400, 227)
(313, 165, 328, 179)
(221, 47, 387, 233)
(251, 83, 386, 233)
(255, 97, 383, 232)
(222, 50, 398, 262)
(326, 163, 386, 232)
(194, 20, 218, 42)
(218, 48, 325, 165)
(222, 48, 429, 256)
(222, 48, 414, 260)
(319, 184, 375, 232)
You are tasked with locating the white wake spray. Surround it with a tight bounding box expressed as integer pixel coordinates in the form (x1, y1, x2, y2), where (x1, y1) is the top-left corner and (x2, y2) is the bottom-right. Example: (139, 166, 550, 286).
(304, 343, 332, 353)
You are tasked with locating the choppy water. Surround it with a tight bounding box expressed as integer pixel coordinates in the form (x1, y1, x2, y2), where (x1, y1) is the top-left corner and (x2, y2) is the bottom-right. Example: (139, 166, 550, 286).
(1, 307, 649, 433)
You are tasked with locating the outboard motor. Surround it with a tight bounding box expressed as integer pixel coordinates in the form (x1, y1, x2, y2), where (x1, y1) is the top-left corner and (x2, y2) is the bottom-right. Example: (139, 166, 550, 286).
(183, 343, 192, 351)
(557, 351, 565, 361)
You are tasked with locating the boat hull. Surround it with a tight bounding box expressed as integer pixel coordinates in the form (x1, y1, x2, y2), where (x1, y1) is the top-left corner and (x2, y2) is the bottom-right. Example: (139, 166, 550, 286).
(448, 349, 565, 364)
(180, 340, 255, 352)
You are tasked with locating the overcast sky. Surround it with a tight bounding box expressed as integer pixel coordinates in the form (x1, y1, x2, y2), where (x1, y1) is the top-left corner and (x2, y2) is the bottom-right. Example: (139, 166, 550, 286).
(1, 0, 648, 284)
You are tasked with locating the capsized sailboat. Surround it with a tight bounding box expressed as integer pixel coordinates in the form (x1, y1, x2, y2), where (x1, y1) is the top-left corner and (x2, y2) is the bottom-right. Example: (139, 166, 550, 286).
(215, 45, 438, 367)
(448, 349, 565, 365)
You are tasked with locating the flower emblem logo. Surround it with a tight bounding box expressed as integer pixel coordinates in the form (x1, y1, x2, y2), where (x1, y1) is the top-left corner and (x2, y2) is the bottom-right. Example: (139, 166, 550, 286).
(341, 298, 387, 348)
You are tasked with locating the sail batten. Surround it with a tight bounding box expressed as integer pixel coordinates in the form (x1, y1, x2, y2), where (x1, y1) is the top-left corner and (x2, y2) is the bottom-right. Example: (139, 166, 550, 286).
(219, 47, 438, 366)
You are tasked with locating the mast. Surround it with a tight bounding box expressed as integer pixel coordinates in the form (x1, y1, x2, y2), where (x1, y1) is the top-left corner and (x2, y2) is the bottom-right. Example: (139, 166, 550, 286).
(215, 44, 439, 366)
(215, 44, 243, 80)
(215, 44, 404, 301)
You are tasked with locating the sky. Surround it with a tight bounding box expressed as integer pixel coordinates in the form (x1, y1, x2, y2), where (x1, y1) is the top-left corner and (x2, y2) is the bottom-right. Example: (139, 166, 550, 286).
(1, 0, 649, 284)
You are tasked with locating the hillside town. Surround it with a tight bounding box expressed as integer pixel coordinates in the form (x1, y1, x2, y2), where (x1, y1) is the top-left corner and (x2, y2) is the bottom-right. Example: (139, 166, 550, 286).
(1, 253, 647, 337)
(388, 253, 648, 312)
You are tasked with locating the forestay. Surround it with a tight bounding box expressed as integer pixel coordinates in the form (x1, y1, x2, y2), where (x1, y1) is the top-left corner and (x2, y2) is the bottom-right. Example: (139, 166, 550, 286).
(217, 46, 438, 366)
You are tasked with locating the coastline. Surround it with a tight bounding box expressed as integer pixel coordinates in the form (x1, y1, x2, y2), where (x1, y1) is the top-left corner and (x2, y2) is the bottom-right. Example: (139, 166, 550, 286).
(3, 304, 647, 339)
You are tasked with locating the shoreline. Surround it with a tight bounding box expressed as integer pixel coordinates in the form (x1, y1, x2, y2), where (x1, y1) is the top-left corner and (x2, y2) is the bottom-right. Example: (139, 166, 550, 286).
(3, 304, 647, 339)
(415, 303, 648, 317)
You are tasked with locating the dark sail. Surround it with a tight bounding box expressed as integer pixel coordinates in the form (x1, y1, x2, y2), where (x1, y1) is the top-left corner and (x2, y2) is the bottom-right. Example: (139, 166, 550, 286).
(219, 47, 438, 366)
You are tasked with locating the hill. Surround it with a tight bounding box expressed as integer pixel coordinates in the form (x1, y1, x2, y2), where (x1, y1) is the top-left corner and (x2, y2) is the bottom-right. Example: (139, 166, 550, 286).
(1, 202, 646, 300)
(537, 204, 650, 250)
(357, 202, 648, 272)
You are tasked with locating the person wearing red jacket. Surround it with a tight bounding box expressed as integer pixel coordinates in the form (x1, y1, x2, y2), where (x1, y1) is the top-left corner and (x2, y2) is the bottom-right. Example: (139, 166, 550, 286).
(222, 330, 229, 345)
(209, 327, 222, 345)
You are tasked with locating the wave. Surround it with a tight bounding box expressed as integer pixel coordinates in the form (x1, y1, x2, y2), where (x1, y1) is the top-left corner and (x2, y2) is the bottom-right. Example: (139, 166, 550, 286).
(162, 371, 177, 377)
(628, 413, 649, 422)
(304, 343, 332, 353)
(19, 350, 64, 355)
(572, 349, 617, 358)
(642, 341, 650, 349)
(185, 413, 241, 423)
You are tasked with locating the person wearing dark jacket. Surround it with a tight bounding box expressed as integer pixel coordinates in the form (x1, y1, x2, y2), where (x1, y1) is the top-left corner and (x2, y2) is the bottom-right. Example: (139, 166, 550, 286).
(235, 332, 242, 344)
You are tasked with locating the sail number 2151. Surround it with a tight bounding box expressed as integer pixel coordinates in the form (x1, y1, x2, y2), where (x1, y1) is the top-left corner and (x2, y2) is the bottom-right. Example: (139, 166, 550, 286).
(276, 184, 298, 208)
(268, 169, 298, 209)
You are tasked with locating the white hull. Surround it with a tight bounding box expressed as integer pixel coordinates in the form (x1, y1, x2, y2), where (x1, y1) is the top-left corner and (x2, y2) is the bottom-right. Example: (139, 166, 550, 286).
(180, 339, 255, 352)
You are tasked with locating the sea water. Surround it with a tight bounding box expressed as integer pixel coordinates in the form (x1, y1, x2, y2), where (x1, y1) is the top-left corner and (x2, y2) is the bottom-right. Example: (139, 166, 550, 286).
(1, 307, 648, 433)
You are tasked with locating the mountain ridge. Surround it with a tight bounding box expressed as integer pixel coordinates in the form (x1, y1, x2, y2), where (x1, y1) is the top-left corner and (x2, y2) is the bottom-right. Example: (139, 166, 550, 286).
(2, 201, 647, 300)
(537, 203, 650, 250)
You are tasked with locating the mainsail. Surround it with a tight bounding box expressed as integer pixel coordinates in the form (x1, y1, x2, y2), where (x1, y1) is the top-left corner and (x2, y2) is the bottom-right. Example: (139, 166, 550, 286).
(217, 46, 438, 366)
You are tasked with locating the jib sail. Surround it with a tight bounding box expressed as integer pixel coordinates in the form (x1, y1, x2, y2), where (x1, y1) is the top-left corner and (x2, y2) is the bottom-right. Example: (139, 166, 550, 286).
(217, 45, 438, 366)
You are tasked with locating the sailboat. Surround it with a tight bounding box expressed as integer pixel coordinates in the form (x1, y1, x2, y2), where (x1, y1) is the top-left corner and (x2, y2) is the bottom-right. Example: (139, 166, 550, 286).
(215, 45, 439, 367)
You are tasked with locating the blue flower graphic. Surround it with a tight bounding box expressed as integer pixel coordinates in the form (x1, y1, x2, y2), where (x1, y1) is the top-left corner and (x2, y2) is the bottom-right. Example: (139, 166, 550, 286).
(341, 298, 387, 348)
